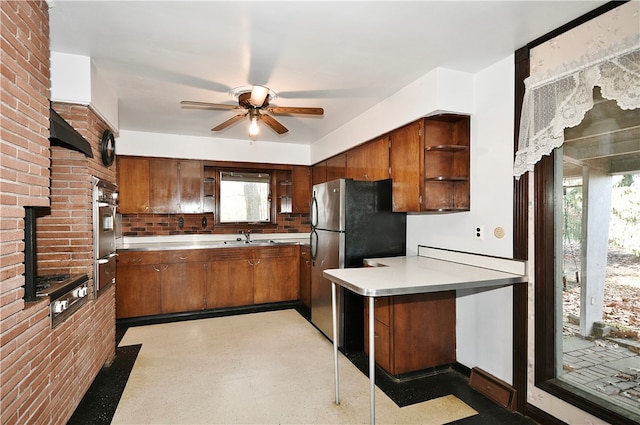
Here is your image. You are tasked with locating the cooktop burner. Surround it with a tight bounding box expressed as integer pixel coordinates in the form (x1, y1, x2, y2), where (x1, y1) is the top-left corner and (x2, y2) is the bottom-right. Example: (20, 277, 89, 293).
(36, 274, 72, 295)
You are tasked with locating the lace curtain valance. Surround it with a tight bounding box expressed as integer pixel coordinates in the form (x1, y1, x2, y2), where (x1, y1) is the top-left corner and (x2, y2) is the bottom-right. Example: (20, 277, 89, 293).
(513, 36, 640, 178)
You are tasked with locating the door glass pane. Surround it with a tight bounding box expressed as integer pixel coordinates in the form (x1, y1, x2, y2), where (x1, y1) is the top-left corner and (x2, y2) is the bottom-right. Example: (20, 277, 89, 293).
(555, 89, 640, 419)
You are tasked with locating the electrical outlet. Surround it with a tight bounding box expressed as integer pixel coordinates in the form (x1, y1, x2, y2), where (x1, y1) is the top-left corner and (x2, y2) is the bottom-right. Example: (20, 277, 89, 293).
(474, 225, 483, 240)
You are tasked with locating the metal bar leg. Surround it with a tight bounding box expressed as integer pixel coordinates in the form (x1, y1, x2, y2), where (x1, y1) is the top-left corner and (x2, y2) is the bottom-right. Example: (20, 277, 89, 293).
(332, 282, 340, 405)
(369, 296, 375, 425)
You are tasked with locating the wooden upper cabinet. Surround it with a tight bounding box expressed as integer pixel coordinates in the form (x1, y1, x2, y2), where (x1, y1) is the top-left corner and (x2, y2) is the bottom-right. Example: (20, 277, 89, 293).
(118, 156, 204, 214)
(118, 157, 151, 213)
(291, 166, 311, 213)
(423, 115, 470, 212)
(389, 121, 423, 212)
(326, 152, 347, 182)
(177, 160, 204, 213)
(149, 158, 179, 213)
(389, 114, 470, 213)
(346, 136, 390, 181)
(312, 161, 327, 185)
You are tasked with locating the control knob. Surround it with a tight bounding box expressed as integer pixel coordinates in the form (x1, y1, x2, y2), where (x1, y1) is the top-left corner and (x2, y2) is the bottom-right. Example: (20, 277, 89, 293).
(53, 300, 68, 313)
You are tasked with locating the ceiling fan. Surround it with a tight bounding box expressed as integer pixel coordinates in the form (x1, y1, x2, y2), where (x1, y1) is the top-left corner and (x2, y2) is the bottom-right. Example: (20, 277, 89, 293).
(180, 85, 324, 137)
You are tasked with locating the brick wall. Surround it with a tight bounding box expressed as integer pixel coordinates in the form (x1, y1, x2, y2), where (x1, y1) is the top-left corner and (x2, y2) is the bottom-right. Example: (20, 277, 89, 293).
(120, 211, 311, 236)
(0, 2, 117, 424)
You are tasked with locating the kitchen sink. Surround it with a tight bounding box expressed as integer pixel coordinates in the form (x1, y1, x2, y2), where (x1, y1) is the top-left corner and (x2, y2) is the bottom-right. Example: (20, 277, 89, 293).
(222, 239, 297, 246)
(223, 240, 252, 245)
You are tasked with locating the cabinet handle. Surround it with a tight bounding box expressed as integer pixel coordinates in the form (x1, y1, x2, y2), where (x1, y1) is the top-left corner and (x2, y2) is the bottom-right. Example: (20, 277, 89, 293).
(132, 258, 142, 263)
(179, 256, 188, 260)
(248, 260, 254, 266)
(305, 260, 311, 266)
(254, 259, 260, 266)
(152, 265, 161, 272)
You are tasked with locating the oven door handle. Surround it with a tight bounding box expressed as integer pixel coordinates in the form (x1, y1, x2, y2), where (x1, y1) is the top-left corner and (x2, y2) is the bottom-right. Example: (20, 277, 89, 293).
(97, 253, 118, 264)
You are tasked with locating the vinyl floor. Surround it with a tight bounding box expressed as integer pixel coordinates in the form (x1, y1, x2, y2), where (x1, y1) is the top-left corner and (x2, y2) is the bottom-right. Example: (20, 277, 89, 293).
(68, 307, 536, 425)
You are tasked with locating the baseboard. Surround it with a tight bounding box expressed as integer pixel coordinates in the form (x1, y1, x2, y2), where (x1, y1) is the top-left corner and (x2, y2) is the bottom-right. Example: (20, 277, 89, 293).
(469, 367, 517, 411)
(524, 402, 568, 425)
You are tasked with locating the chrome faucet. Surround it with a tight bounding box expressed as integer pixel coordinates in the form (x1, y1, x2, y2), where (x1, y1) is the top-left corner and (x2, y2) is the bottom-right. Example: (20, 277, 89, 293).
(243, 230, 251, 243)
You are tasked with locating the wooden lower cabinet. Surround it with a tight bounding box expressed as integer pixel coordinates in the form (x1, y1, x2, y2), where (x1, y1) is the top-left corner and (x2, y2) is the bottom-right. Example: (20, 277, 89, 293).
(116, 263, 162, 318)
(299, 245, 311, 308)
(116, 251, 162, 318)
(117, 250, 207, 318)
(205, 248, 254, 309)
(161, 262, 206, 313)
(364, 291, 456, 376)
(117, 246, 301, 318)
(253, 246, 299, 304)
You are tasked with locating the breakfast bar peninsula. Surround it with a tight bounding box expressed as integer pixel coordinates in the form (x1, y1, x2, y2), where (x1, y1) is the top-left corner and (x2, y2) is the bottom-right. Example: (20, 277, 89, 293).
(323, 246, 528, 425)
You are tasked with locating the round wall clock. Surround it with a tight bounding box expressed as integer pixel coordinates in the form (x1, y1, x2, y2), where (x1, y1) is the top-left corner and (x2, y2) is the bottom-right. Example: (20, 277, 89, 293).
(100, 129, 115, 167)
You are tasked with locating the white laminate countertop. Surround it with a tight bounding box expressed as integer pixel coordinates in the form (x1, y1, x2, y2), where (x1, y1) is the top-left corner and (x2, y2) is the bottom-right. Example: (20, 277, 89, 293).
(323, 250, 528, 297)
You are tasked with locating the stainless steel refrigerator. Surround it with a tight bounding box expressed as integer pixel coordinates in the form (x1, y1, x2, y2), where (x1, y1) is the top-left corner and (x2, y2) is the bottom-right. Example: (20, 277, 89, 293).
(310, 178, 406, 350)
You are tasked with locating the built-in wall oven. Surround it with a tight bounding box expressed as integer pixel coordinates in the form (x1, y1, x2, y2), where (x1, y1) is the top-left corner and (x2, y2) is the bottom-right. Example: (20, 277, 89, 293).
(93, 178, 118, 298)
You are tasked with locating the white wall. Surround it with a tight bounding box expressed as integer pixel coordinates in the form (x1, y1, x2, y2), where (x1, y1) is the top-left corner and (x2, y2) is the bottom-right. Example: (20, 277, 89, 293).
(116, 67, 475, 167)
(311, 68, 474, 163)
(407, 55, 516, 383)
(50, 52, 119, 131)
(116, 130, 310, 165)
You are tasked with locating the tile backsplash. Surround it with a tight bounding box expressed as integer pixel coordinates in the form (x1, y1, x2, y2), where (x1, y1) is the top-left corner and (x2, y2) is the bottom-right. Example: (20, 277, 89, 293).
(120, 212, 310, 236)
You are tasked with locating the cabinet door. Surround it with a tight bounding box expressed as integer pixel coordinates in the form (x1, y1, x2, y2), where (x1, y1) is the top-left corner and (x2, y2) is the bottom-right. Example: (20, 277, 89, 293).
(312, 161, 327, 185)
(291, 166, 311, 213)
(346, 136, 390, 181)
(116, 264, 161, 318)
(326, 153, 347, 182)
(117, 157, 150, 213)
(364, 298, 392, 372)
(178, 160, 204, 213)
(389, 121, 423, 212)
(161, 262, 206, 314)
(206, 248, 254, 308)
(207, 259, 254, 308)
(253, 246, 299, 304)
(149, 158, 180, 213)
(299, 246, 311, 308)
(391, 292, 456, 374)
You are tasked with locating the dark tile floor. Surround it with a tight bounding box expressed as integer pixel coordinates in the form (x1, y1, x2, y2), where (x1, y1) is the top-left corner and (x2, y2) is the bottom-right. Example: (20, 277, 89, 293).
(68, 307, 536, 425)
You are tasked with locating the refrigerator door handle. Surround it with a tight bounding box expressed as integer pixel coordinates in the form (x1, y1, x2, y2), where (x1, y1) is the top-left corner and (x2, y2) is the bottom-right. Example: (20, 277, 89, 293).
(310, 192, 318, 229)
(310, 229, 318, 265)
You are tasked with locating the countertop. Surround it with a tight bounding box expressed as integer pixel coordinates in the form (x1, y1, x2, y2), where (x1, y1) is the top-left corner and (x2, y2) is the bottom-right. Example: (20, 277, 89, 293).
(117, 234, 309, 251)
(323, 249, 528, 297)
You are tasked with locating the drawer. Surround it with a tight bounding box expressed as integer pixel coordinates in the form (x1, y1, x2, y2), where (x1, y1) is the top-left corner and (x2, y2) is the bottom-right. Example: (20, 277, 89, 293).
(161, 249, 208, 263)
(207, 247, 253, 261)
(117, 251, 161, 265)
(373, 297, 391, 326)
(254, 245, 297, 259)
(364, 319, 391, 373)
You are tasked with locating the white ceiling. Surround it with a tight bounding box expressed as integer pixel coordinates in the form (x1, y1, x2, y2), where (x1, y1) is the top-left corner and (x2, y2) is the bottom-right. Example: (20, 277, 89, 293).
(48, 1, 607, 145)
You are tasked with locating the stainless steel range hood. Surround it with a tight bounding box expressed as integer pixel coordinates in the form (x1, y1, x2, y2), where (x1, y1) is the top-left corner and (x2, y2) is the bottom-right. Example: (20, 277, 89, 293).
(49, 108, 94, 157)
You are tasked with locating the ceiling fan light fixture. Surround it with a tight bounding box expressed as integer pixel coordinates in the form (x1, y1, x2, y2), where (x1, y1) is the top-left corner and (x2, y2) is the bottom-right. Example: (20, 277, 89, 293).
(248, 112, 260, 138)
(249, 85, 270, 107)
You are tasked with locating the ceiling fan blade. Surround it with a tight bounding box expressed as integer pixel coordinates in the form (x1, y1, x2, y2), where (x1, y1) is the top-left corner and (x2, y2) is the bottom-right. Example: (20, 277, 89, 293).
(261, 114, 288, 134)
(249, 85, 270, 107)
(181, 100, 239, 110)
(268, 106, 324, 116)
(211, 113, 247, 131)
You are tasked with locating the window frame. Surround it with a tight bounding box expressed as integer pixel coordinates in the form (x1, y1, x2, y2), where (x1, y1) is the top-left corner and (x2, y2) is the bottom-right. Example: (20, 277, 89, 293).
(514, 2, 638, 424)
(213, 167, 278, 229)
